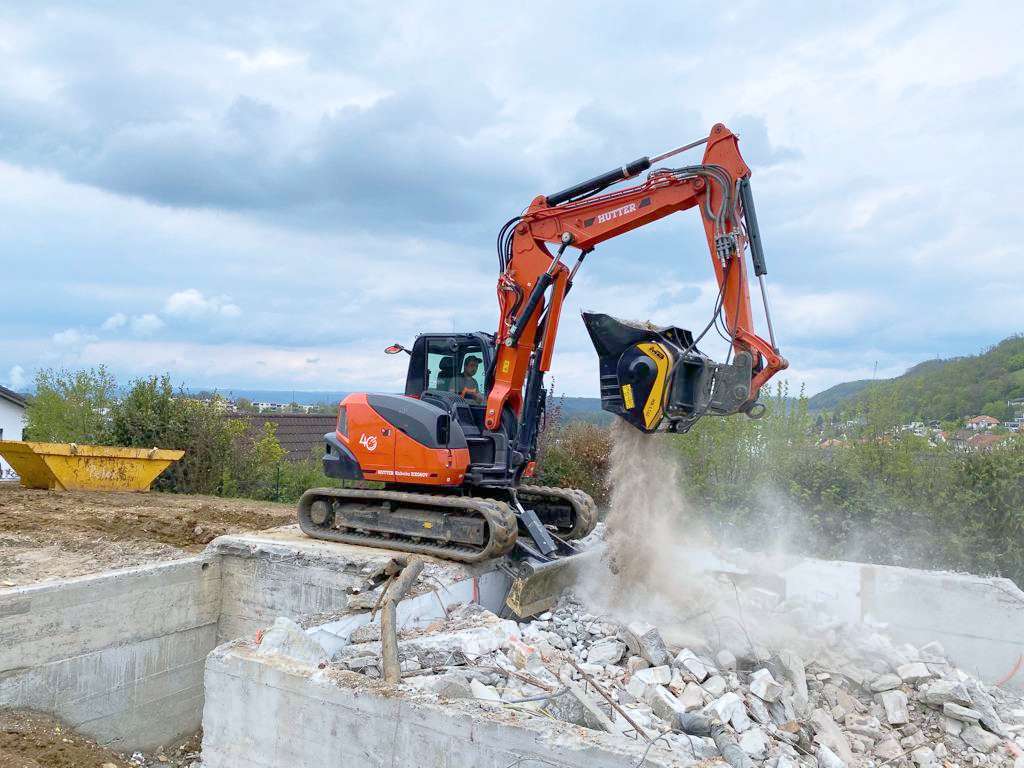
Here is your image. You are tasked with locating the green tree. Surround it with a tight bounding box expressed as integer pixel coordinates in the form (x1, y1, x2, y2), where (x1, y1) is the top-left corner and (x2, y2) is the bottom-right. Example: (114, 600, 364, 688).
(25, 367, 117, 443)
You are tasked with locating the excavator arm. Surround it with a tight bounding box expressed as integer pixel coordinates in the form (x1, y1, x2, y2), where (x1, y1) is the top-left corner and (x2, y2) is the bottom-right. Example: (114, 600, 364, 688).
(486, 123, 788, 443)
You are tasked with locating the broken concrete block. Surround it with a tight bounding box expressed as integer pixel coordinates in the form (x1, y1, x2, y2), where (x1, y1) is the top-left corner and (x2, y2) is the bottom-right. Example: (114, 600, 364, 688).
(960, 725, 1001, 754)
(470, 678, 501, 703)
(586, 638, 626, 666)
(670, 735, 720, 761)
(626, 665, 671, 700)
(678, 683, 706, 712)
(942, 716, 964, 736)
(921, 680, 972, 707)
(634, 665, 672, 686)
(674, 648, 709, 682)
(879, 690, 909, 725)
(717, 649, 738, 671)
(349, 623, 382, 644)
(870, 673, 902, 692)
(750, 668, 784, 702)
(647, 686, 685, 722)
(874, 737, 903, 760)
(816, 744, 847, 768)
(340, 655, 379, 673)
(703, 675, 727, 697)
(739, 727, 770, 759)
(810, 708, 855, 766)
(626, 655, 649, 673)
(964, 680, 1008, 736)
(844, 713, 883, 741)
(706, 692, 752, 732)
(943, 702, 982, 723)
(911, 746, 936, 766)
(747, 695, 772, 725)
(900, 731, 926, 749)
(406, 673, 472, 699)
(778, 649, 810, 716)
(897, 662, 934, 684)
(623, 622, 670, 667)
(257, 617, 327, 666)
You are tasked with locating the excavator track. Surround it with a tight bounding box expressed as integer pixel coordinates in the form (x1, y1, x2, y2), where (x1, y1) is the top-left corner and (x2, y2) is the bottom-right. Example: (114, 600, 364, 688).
(518, 485, 598, 541)
(297, 487, 518, 564)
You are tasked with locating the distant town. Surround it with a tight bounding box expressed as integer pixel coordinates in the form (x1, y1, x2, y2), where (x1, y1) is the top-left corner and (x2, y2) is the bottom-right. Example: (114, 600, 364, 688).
(816, 397, 1024, 452)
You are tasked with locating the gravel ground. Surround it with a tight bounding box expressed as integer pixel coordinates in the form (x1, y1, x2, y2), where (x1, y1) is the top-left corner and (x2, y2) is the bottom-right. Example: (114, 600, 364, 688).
(0, 710, 201, 768)
(0, 482, 296, 586)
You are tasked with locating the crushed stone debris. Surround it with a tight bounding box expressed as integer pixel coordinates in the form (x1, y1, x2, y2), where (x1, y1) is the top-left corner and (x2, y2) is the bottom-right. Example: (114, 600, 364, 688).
(318, 564, 1024, 767)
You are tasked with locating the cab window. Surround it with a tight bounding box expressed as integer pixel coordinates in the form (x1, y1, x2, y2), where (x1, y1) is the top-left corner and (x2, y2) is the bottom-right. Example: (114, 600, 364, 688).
(423, 337, 486, 402)
(426, 339, 455, 392)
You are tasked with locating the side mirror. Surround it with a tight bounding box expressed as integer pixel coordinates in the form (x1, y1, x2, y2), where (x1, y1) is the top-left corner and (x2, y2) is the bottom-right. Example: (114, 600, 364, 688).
(385, 343, 409, 355)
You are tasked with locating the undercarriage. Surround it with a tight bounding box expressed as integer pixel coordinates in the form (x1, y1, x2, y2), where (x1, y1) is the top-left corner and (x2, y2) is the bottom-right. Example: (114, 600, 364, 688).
(297, 484, 596, 565)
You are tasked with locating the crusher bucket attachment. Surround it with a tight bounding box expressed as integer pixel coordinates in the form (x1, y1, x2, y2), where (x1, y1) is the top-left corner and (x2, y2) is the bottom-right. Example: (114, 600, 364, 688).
(0, 440, 184, 492)
(582, 312, 758, 434)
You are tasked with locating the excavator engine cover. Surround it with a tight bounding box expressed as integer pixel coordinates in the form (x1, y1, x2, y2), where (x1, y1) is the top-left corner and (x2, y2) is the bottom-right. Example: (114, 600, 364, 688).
(582, 312, 755, 433)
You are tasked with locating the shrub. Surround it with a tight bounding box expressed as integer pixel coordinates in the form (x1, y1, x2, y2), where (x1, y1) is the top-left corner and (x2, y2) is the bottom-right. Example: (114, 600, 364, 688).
(24, 367, 117, 443)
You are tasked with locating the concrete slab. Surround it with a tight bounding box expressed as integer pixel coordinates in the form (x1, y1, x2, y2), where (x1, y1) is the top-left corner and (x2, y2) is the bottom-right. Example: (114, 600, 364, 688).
(201, 644, 690, 768)
(209, 526, 507, 643)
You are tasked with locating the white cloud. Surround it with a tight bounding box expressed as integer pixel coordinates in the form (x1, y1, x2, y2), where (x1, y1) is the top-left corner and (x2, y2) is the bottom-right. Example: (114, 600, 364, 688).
(101, 312, 127, 331)
(6, 364, 26, 390)
(164, 289, 242, 320)
(52, 328, 96, 347)
(130, 313, 165, 336)
(224, 47, 306, 73)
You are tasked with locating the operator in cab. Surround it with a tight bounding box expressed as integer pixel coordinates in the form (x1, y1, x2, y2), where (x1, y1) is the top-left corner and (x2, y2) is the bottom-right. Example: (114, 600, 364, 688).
(456, 356, 484, 403)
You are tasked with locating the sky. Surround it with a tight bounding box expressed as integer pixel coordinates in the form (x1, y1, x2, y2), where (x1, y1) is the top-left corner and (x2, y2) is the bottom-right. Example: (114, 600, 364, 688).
(2, 1, 1023, 398)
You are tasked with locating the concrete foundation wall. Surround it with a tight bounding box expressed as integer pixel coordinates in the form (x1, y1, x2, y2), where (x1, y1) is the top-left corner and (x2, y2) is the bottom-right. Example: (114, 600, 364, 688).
(211, 534, 385, 644)
(704, 548, 1024, 690)
(201, 646, 687, 768)
(0, 556, 221, 750)
(0, 530, 502, 752)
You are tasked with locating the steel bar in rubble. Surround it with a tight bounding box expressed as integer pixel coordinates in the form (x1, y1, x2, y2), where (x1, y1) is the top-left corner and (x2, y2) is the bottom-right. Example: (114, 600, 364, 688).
(381, 556, 425, 684)
(567, 659, 652, 742)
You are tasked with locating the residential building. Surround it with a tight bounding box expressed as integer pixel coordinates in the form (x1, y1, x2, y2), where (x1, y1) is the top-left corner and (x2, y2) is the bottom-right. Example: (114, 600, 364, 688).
(964, 415, 1000, 430)
(231, 413, 337, 461)
(0, 385, 27, 480)
(966, 433, 1011, 452)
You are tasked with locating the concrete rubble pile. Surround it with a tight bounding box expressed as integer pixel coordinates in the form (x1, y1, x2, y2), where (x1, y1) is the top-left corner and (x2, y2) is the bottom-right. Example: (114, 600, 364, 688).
(317, 578, 1024, 768)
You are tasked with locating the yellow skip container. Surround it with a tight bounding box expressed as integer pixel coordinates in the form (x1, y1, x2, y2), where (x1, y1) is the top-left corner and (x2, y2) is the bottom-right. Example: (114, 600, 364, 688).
(0, 441, 184, 492)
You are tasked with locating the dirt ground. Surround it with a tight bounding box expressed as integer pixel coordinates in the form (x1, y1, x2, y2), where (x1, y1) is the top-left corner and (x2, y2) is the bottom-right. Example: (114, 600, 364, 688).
(0, 710, 200, 768)
(0, 483, 296, 586)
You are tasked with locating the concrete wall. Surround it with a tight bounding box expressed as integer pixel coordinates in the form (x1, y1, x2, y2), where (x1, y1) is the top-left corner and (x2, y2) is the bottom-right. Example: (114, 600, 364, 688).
(212, 534, 378, 644)
(703, 548, 1024, 690)
(0, 530, 503, 752)
(201, 646, 688, 768)
(0, 556, 221, 750)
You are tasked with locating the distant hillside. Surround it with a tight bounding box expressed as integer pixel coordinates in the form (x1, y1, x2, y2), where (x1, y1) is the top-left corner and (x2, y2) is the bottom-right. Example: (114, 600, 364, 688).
(807, 380, 872, 412)
(809, 335, 1024, 422)
(552, 396, 611, 425)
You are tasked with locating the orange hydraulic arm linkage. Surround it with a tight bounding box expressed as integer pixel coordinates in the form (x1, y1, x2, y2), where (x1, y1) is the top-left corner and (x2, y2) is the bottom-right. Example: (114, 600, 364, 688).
(485, 123, 788, 433)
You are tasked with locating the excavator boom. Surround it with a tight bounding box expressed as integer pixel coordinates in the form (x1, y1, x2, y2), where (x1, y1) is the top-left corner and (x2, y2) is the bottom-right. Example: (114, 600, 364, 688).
(489, 123, 786, 437)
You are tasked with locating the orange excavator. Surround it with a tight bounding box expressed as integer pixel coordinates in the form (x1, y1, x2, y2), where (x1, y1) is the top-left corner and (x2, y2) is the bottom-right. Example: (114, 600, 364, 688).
(298, 123, 787, 575)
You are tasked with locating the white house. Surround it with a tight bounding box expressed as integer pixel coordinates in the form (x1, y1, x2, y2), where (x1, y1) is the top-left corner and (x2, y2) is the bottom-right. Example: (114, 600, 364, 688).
(0, 385, 27, 480)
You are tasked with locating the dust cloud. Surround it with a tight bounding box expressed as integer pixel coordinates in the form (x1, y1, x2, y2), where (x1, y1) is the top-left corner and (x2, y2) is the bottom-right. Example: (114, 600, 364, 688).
(576, 420, 812, 656)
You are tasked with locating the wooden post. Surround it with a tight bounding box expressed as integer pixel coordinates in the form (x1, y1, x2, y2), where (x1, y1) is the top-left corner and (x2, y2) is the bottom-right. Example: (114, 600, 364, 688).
(381, 556, 425, 684)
